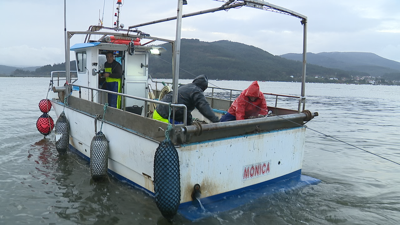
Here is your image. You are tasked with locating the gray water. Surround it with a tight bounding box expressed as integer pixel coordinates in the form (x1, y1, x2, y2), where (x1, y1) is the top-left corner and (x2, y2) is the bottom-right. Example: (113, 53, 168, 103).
(0, 77, 399, 225)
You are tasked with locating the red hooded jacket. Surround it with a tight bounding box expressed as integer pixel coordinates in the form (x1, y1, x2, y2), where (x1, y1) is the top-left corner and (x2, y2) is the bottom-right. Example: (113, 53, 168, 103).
(227, 81, 268, 120)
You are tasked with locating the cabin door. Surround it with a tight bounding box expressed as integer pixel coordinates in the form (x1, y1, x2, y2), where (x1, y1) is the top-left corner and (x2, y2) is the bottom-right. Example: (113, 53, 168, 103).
(124, 53, 148, 115)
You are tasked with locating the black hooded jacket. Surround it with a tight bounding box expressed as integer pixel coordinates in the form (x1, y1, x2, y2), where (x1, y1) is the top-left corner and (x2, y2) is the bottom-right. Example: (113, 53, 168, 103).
(156, 75, 219, 125)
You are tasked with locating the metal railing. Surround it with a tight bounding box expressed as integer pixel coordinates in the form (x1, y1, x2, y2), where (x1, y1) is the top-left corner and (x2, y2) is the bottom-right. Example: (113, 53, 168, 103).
(151, 80, 304, 112)
(65, 84, 188, 125)
(50, 71, 78, 86)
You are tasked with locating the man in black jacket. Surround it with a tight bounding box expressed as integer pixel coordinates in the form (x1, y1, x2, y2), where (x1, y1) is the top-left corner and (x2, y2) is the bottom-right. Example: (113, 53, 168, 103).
(103, 51, 123, 108)
(153, 75, 219, 125)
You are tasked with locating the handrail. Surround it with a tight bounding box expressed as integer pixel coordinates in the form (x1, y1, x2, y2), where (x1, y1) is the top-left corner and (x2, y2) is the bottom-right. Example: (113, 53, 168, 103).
(150, 80, 302, 111)
(50, 71, 78, 86)
(67, 84, 188, 125)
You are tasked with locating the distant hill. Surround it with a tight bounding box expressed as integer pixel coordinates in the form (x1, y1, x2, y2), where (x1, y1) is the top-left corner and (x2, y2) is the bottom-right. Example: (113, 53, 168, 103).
(0, 65, 40, 76)
(149, 39, 364, 81)
(280, 52, 400, 77)
(23, 66, 41, 71)
(0, 65, 18, 75)
(2, 39, 399, 83)
(0, 62, 76, 77)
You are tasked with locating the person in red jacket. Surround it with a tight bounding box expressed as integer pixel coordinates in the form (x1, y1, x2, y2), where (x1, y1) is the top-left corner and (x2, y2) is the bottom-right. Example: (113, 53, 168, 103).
(220, 81, 268, 122)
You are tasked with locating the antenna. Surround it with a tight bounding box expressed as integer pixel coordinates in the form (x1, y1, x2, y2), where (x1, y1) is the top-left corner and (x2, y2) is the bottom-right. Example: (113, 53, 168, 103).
(114, 0, 123, 29)
(98, 9, 102, 26)
(100, 0, 105, 26)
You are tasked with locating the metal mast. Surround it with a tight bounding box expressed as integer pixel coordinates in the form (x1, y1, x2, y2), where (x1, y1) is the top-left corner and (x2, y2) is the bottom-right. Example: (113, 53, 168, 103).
(172, 0, 184, 106)
(301, 19, 308, 111)
(64, 0, 71, 91)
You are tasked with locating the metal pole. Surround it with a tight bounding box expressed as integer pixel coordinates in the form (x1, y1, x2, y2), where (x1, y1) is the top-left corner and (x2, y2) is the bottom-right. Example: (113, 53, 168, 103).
(172, 0, 183, 103)
(172, 0, 184, 123)
(211, 87, 214, 108)
(64, 0, 71, 98)
(185, 113, 312, 134)
(64, 0, 67, 66)
(66, 34, 71, 85)
(300, 19, 307, 112)
(127, 2, 245, 30)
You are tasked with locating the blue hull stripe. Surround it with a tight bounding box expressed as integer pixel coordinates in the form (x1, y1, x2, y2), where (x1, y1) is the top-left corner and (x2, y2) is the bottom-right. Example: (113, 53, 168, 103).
(68, 144, 320, 221)
(68, 144, 155, 197)
(178, 172, 320, 221)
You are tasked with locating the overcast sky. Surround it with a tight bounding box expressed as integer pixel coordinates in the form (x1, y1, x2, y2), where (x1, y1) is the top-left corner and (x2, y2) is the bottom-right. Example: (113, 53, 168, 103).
(1, 0, 399, 67)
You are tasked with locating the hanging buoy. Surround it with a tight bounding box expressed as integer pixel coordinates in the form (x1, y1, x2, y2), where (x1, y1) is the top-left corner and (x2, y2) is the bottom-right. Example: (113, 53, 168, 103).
(154, 139, 181, 221)
(38, 99, 52, 113)
(55, 112, 70, 154)
(36, 113, 54, 136)
(90, 131, 109, 180)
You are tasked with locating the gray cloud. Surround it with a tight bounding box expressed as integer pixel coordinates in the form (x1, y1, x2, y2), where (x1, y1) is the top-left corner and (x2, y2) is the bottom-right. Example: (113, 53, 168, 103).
(1, 0, 399, 67)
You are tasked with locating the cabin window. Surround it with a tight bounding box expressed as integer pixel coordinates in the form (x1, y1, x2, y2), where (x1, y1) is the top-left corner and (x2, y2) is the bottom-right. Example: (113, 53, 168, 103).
(76, 52, 87, 73)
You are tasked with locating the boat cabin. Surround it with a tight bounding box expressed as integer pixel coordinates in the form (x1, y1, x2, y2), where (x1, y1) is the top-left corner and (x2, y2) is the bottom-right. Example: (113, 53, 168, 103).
(70, 41, 152, 115)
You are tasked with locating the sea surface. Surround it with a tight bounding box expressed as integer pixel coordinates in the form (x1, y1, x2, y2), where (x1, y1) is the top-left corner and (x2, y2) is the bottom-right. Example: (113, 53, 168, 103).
(0, 77, 399, 225)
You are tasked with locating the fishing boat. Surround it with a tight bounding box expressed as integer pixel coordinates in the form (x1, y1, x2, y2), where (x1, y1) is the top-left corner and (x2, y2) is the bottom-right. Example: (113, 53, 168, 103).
(46, 0, 319, 221)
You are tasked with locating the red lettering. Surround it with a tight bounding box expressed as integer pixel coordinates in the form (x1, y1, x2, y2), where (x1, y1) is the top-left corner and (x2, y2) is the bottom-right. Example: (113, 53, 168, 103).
(243, 167, 249, 179)
(255, 164, 260, 176)
(243, 162, 271, 180)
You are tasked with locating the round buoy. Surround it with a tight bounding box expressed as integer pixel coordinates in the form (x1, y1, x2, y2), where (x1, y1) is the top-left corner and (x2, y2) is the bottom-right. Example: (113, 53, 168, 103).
(39, 99, 52, 113)
(90, 131, 109, 180)
(55, 112, 70, 154)
(36, 113, 54, 136)
(154, 139, 181, 220)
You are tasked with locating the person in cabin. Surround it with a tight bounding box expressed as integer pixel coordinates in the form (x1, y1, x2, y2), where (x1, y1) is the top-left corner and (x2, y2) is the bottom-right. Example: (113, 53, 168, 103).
(102, 51, 122, 108)
(153, 75, 220, 125)
(220, 81, 268, 122)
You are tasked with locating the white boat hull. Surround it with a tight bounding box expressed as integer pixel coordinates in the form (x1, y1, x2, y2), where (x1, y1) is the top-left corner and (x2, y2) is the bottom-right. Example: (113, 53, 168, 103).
(53, 100, 307, 204)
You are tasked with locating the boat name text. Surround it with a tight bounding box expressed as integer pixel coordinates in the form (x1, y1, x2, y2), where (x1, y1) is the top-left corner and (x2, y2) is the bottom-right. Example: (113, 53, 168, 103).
(243, 161, 270, 180)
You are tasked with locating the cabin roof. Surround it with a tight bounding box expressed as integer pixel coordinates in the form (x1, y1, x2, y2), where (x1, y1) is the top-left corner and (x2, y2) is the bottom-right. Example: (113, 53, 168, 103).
(70, 42, 101, 50)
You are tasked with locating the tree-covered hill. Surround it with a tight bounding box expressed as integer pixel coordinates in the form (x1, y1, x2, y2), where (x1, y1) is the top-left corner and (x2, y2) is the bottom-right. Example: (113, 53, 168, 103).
(2, 62, 76, 77)
(149, 39, 365, 81)
(281, 52, 400, 77)
(3, 39, 399, 83)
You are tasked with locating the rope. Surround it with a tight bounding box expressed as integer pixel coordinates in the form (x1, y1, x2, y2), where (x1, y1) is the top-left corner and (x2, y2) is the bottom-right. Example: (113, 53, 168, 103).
(304, 125, 400, 166)
(248, 106, 400, 167)
(164, 103, 173, 141)
(100, 103, 108, 132)
(155, 55, 400, 167)
(42, 83, 54, 138)
(63, 91, 72, 112)
(46, 81, 52, 99)
(239, 102, 400, 166)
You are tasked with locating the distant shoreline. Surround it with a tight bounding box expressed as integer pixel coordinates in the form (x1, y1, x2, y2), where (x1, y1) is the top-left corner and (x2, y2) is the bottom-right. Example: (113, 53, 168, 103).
(1, 75, 398, 86)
